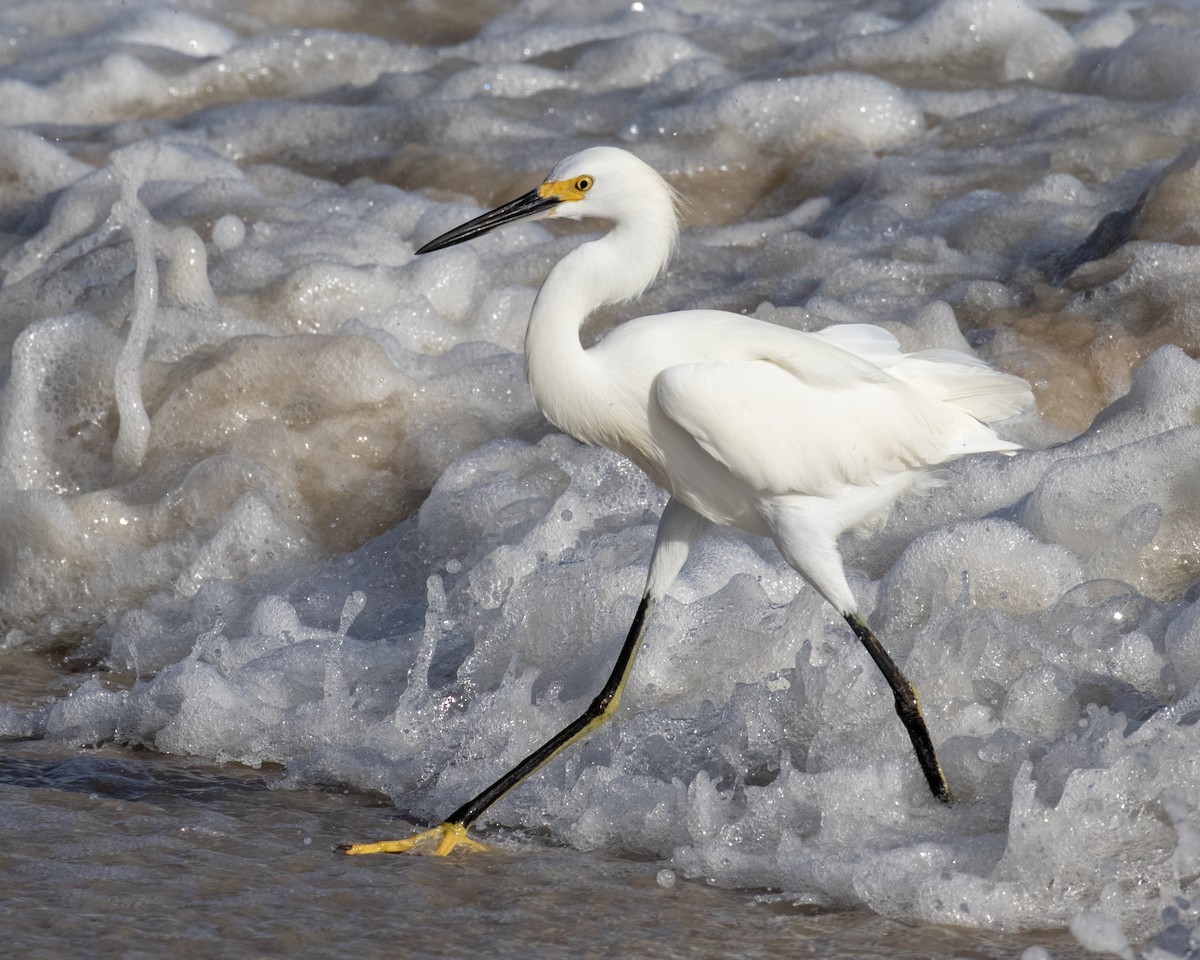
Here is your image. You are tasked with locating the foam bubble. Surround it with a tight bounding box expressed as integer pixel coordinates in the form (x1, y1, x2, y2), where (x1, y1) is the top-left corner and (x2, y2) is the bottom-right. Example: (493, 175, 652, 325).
(0, 129, 92, 216)
(638, 73, 924, 152)
(211, 214, 246, 252)
(1069, 910, 1136, 959)
(797, 0, 1080, 86)
(575, 31, 715, 89)
(3, 0, 1200, 952)
(108, 8, 238, 57)
(1021, 426, 1200, 597)
(1085, 26, 1200, 101)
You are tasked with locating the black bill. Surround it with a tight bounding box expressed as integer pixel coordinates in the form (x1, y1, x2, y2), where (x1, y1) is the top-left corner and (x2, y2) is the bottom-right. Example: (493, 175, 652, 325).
(416, 187, 560, 254)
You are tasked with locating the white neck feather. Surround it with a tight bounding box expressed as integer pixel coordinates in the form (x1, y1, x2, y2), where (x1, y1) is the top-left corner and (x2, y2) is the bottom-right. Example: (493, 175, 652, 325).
(524, 200, 677, 440)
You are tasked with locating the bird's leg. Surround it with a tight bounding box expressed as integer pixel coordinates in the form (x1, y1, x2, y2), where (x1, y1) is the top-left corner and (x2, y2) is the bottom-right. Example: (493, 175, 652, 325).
(343, 498, 711, 857)
(845, 612, 952, 803)
(342, 594, 657, 856)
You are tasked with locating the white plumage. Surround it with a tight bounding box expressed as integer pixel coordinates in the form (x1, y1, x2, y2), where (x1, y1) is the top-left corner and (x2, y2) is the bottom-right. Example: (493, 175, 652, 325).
(344, 145, 1035, 857)
(520, 147, 1032, 613)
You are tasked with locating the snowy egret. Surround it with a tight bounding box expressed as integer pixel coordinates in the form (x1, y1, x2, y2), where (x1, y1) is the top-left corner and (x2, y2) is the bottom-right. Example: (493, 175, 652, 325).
(344, 147, 1034, 857)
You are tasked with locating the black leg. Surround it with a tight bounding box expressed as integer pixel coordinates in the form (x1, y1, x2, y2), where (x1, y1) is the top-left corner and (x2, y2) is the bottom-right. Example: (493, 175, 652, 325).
(446, 594, 654, 828)
(343, 594, 656, 855)
(845, 612, 952, 803)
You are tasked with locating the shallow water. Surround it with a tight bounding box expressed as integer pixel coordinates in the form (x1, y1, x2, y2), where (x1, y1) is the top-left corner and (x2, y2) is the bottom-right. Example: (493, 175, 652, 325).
(3, 0, 1200, 956)
(2, 737, 1095, 960)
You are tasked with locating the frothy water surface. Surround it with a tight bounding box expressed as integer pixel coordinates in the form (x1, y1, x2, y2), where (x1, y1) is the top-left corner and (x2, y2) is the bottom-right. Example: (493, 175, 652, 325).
(3, 0, 1200, 956)
(3, 742, 1096, 959)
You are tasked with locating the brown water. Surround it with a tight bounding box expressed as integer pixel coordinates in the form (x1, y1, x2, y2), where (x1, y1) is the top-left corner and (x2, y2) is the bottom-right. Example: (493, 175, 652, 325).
(5, 0, 1200, 953)
(0, 738, 1096, 959)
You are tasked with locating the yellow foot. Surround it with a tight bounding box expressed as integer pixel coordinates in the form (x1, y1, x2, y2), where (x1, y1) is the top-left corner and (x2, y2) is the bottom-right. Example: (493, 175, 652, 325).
(340, 821, 486, 857)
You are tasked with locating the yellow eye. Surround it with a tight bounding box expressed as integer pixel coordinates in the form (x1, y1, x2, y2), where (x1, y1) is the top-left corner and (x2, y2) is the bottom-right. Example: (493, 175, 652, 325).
(539, 175, 595, 202)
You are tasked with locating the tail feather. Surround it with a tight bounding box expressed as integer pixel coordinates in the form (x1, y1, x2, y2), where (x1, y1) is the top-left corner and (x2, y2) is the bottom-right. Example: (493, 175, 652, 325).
(812, 323, 1034, 424)
(900, 350, 1035, 423)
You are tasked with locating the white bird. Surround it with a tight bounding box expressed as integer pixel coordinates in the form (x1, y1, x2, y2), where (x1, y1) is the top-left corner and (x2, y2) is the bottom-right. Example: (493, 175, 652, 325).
(344, 147, 1034, 857)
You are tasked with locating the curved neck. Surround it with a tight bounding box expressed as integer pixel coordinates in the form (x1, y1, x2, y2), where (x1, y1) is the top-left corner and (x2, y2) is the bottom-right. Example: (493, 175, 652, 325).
(525, 202, 676, 393)
(525, 208, 676, 432)
(523, 245, 605, 437)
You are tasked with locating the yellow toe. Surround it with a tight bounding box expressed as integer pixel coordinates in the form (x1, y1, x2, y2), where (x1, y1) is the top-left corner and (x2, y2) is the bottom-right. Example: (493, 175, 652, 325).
(342, 822, 486, 857)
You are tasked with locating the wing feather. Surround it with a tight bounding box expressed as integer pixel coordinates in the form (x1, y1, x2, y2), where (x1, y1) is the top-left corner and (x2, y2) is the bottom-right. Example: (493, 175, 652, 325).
(656, 357, 951, 496)
(600, 312, 1027, 500)
(812, 323, 1034, 422)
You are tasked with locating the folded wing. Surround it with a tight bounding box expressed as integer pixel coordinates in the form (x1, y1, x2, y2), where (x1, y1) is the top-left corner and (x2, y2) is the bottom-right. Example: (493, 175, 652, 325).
(655, 333, 1027, 498)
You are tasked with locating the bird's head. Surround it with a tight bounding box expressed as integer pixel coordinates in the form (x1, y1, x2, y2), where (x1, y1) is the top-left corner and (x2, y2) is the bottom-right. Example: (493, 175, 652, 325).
(416, 146, 676, 254)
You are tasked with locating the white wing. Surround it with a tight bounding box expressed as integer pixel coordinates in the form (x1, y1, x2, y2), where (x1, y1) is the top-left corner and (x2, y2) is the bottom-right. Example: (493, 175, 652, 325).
(814, 323, 1034, 423)
(655, 345, 1018, 498)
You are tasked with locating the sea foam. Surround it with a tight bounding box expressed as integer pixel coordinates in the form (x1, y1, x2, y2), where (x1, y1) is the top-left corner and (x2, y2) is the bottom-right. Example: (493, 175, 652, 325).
(2, 0, 1200, 953)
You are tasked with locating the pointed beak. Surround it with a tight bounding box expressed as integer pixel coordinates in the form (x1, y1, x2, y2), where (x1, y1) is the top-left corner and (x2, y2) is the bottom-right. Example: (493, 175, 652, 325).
(416, 187, 561, 254)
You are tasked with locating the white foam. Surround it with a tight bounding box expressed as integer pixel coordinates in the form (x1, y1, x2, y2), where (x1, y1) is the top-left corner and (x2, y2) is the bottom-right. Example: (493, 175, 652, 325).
(1085, 25, 1200, 101)
(107, 8, 238, 58)
(637, 73, 924, 153)
(211, 214, 246, 252)
(797, 0, 1081, 86)
(110, 144, 159, 478)
(0, 128, 92, 214)
(3, 0, 1200, 952)
(575, 31, 716, 90)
